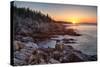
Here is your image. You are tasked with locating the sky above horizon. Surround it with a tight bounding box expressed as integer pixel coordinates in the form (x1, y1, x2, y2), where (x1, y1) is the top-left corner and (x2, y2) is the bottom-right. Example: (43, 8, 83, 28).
(14, 1, 97, 23)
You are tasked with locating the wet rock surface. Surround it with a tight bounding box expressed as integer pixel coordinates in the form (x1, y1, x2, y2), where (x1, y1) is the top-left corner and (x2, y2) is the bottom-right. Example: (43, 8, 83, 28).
(13, 39, 97, 66)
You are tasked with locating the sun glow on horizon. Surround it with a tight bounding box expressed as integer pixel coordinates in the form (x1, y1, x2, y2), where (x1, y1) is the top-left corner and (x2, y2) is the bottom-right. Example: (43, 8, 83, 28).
(15, 1, 97, 24)
(67, 17, 80, 24)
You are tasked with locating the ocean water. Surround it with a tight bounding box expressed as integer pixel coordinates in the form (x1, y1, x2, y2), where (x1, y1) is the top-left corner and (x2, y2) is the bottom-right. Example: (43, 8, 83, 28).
(38, 24, 97, 55)
(65, 24, 97, 55)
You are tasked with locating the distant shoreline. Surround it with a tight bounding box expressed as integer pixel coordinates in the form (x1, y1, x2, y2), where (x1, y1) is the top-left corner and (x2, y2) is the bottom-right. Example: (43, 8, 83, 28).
(54, 21, 97, 25)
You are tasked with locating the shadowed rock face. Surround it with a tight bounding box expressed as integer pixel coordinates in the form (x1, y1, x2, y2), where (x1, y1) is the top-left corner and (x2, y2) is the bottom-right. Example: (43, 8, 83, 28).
(13, 41, 25, 51)
(13, 7, 61, 37)
(13, 40, 97, 66)
(66, 53, 84, 62)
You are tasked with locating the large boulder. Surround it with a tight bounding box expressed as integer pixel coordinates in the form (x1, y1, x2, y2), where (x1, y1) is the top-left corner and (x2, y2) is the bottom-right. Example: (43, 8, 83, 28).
(28, 49, 48, 64)
(28, 54, 38, 64)
(66, 53, 84, 62)
(15, 36, 34, 42)
(49, 58, 60, 63)
(52, 50, 63, 61)
(24, 42, 38, 49)
(13, 41, 25, 51)
(14, 58, 27, 66)
(63, 45, 74, 51)
(59, 53, 84, 63)
(63, 38, 76, 44)
(14, 51, 29, 61)
(21, 36, 34, 42)
(55, 43, 64, 51)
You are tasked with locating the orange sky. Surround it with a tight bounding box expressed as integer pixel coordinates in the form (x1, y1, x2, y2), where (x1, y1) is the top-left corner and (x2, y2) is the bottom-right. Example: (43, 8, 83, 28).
(15, 1, 97, 23)
(51, 15, 97, 24)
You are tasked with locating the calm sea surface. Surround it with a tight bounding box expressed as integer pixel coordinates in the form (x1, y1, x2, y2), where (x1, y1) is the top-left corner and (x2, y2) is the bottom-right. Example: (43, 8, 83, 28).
(38, 24, 97, 55)
(65, 24, 97, 55)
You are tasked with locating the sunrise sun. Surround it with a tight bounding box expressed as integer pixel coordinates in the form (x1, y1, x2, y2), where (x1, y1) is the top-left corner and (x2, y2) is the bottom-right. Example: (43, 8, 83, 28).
(67, 17, 80, 24)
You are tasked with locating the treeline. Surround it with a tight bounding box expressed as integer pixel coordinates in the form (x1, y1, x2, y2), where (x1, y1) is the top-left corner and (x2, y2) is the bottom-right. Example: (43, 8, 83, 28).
(13, 6, 53, 22)
(12, 4, 65, 38)
(12, 4, 81, 41)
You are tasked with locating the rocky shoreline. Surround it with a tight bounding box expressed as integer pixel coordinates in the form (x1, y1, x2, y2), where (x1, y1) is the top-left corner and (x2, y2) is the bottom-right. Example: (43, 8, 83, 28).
(12, 6, 97, 66)
(13, 37, 97, 66)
